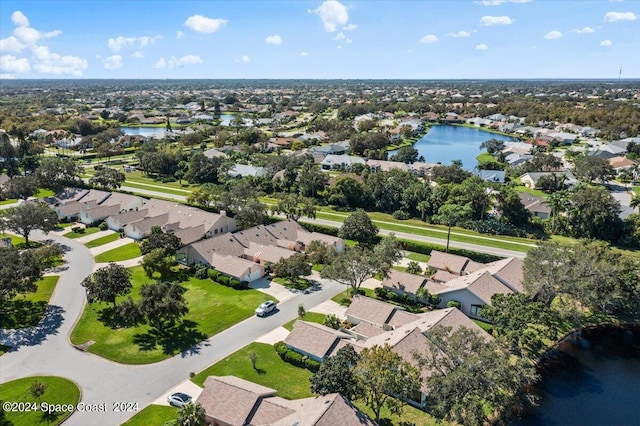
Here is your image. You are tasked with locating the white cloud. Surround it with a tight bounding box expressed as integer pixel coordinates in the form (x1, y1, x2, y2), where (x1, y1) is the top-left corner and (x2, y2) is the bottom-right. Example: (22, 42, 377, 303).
(419, 34, 439, 43)
(572, 26, 595, 34)
(14, 26, 41, 45)
(310, 0, 349, 32)
(332, 32, 351, 43)
(11, 11, 29, 27)
(0, 36, 26, 53)
(300, 51, 309, 57)
(544, 30, 564, 39)
(108, 35, 159, 52)
(604, 11, 636, 21)
(43, 30, 63, 39)
(0, 54, 31, 73)
(343, 24, 357, 31)
(447, 31, 471, 38)
(31, 45, 88, 76)
(184, 15, 228, 33)
(241, 55, 250, 63)
(266, 35, 282, 45)
(475, 0, 530, 5)
(132, 51, 144, 58)
(103, 55, 123, 70)
(600, 39, 613, 46)
(0, 73, 16, 79)
(480, 15, 515, 25)
(155, 55, 202, 69)
(177, 31, 184, 39)
(475, 43, 488, 50)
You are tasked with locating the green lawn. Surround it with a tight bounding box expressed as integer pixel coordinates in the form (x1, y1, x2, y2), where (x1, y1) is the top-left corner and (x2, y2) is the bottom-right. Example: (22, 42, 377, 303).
(633, 186, 640, 196)
(191, 342, 444, 425)
(0, 276, 59, 329)
(331, 288, 376, 306)
(192, 342, 314, 400)
(84, 233, 120, 248)
(94, 242, 141, 263)
(272, 276, 311, 290)
(0, 233, 26, 245)
(283, 312, 327, 331)
(34, 188, 55, 198)
(513, 185, 548, 198)
(121, 180, 193, 197)
(0, 376, 81, 426)
(70, 266, 274, 364)
(0, 198, 18, 205)
(63, 226, 101, 239)
(121, 405, 177, 426)
(476, 151, 494, 165)
(406, 252, 431, 263)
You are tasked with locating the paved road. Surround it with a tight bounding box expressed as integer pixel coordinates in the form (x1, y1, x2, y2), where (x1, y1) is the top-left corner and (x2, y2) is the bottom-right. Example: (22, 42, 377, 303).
(120, 185, 529, 258)
(0, 231, 345, 425)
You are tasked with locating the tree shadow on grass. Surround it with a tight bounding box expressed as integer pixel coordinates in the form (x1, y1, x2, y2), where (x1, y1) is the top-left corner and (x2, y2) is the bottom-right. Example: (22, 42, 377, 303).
(0, 300, 49, 329)
(132, 320, 207, 356)
(96, 306, 135, 329)
(0, 305, 64, 349)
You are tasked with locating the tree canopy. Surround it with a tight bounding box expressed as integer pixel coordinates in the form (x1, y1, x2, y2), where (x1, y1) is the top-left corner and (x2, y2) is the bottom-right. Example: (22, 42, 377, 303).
(81, 263, 132, 308)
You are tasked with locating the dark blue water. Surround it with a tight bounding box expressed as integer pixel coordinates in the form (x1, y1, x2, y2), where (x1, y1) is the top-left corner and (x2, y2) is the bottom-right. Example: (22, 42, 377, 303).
(391, 125, 515, 170)
(516, 330, 640, 426)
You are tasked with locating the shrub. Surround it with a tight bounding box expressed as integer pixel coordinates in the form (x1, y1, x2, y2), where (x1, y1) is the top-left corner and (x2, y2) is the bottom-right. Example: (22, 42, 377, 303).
(161, 176, 176, 183)
(218, 275, 230, 286)
(374, 287, 389, 299)
(285, 350, 303, 366)
(274, 341, 288, 357)
(447, 300, 462, 310)
(229, 278, 241, 288)
(71, 226, 85, 234)
(208, 268, 219, 281)
(323, 314, 341, 330)
(304, 357, 321, 372)
(193, 263, 209, 279)
(392, 210, 411, 220)
(98, 222, 108, 231)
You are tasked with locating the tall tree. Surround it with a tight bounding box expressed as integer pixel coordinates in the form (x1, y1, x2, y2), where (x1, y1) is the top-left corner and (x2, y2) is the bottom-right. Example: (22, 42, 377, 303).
(273, 253, 311, 284)
(139, 281, 188, 330)
(573, 155, 615, 184)
(566, 185, 622, 241)
(140, 248, 174, 278)
(353, 344, 422, 423)
(310, 345, 361, 400)
(36, 157, 81, 191)
(3, 202, 58, 246)
(297, 161, 328, 198)
(0, 247, 42, 304)
(234, 198, 269, 229)
(140, 226, 182, 256)
(89, 167, 126, 190)
(271, 193, 316, 221)
(321, 235, 402, 295)
(414, 326, 538, 426)
(433, 203, 472, 253)
(2, 175, 39, 200)
(339, 209, 379, 245)
(81, 263, 132, 308)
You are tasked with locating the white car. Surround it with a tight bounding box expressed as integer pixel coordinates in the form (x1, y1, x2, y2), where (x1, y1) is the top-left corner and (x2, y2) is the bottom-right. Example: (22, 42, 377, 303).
(255, 300, 277, 317)
(167, 392, 192, 408)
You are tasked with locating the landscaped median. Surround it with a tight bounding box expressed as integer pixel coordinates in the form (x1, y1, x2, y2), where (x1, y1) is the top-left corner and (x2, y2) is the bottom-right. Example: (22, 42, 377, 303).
(0, 276, 59, 329)
(69, 266, 275, 364)
(0, 376, 81, 426)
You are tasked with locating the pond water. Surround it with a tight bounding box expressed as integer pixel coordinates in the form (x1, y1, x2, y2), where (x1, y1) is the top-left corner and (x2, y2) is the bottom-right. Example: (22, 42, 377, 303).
(514, 327, 640, 426)
(391, 125, 516, 170)
(120, 126, 168, 137)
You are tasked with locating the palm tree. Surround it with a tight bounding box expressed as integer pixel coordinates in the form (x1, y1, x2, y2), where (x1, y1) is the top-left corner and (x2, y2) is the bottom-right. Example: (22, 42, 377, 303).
(435, 203, 472, 253)
(173, 402, 206, 426)
(546, 190, 569, 234)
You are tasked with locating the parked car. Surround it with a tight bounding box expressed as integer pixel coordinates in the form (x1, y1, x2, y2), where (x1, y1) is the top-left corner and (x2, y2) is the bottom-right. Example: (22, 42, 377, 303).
(255, 300, 277, 317)
(167, 392, 192, 408)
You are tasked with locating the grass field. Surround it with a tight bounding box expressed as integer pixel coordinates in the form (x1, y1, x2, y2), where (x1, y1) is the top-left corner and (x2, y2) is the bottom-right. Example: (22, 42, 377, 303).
(191, 342, 314, 399)
(84, 233, 120, 248)
(70, 266, 274, 364)
(406, 252, 431, 263)
(63, 226, 101, 239)
(283, 312, 327, 331)
(0, 276, 59, 329)
(0, 376, 81, 426)
(121, 405, 177, 426)
(94, 242, 141, 263)
(0, 233, 26, 245)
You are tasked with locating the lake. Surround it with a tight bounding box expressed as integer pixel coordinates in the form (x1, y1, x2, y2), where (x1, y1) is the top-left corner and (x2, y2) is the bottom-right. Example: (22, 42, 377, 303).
(392, 125, 516, 170)
(515, 327, 640, 426)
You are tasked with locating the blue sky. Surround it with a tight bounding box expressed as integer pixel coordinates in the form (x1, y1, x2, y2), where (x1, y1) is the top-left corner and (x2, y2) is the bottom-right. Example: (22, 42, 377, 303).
(0, 0, 638, 79)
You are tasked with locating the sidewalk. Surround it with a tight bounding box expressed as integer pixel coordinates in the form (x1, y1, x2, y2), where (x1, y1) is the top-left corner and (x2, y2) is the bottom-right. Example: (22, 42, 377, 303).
(74, 230, 115, 244)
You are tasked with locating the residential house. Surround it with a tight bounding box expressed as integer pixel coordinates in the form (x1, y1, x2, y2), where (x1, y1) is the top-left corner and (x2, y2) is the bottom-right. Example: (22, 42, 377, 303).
(50, 189, 111, 220)
(366, 159, 409, 172)
(78, 193, 145, 225)
(320, 154, 365, 171)
(609, 156, 637, 174)
(308, 144, 347, 157)
(284, 321, 353, 362)
(380, 269, 427, 300)
(203, 148, 228, 159)
(345, 296, 420, 337)
(518, 192, 551, 219)
(196, 376, 375, 426)
(474, 169, 506, 184)
(228, 164, 268, 178)
(427, 250, 483, 277)
(519, 171, 577, 189)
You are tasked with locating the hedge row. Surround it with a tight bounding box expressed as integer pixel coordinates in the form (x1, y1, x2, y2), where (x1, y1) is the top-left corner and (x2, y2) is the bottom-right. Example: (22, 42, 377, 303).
(274, 341, 321, 372)
(299, 221, 502, 264)
(206, 268, 249, 290)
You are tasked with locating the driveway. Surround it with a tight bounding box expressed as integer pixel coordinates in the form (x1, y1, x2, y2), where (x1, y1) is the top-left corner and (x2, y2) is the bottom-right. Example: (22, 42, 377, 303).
(0, 231, 345, 425)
